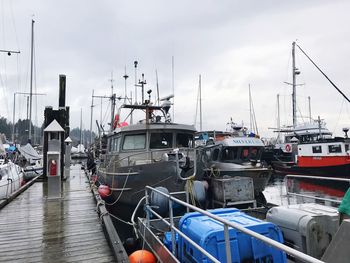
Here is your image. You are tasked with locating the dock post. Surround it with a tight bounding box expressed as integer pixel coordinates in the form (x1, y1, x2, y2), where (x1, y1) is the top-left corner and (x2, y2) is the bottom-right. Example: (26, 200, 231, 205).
(64, 137, 72, 179)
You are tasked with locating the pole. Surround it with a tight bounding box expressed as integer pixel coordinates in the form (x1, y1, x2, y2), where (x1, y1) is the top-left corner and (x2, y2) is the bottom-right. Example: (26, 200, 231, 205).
(123, 66, 128, 104)
(172, 56, 175, 121)
(249, 84, 252, 132)
(12, 93, 16, 143)
(134, 61, 138, 104)
(277, 94, 280, 142)
(90, 90, 94, 146)
(292, 41, 297, 129)
(110, 72, 115, 132)
(308, 96, 312, 123)
(199, 74, 202, 132)
(28, 19, 35, 143)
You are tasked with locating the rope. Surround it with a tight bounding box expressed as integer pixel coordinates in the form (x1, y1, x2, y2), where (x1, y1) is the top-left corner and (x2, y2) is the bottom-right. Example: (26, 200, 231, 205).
(296, 43, 350, 104)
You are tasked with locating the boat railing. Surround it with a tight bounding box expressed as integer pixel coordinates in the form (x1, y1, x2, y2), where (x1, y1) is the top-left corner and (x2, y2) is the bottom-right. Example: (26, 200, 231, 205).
(285, 174, 350, 205)
(143, 185, 325, 263)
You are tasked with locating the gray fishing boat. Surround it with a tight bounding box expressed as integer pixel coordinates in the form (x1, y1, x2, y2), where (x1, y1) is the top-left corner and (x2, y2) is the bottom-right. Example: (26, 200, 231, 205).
(97, 95, 197, 220)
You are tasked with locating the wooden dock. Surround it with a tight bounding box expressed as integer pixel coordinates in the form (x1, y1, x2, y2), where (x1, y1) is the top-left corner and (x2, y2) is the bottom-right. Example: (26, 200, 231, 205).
(0, 165, 122, 263)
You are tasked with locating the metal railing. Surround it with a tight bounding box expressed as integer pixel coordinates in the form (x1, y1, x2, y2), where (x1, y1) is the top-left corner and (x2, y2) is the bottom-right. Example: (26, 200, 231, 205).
(144, 185, 325, 263)
(285, 174, 350, 205)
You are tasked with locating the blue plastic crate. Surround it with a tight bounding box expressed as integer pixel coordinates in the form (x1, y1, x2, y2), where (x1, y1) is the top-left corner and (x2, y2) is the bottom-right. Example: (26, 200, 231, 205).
(178, 208, 287, 263)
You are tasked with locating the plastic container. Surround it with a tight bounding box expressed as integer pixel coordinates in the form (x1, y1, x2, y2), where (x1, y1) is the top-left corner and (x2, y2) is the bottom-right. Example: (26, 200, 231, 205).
(178, 208, 287, 263)
(267, 203, 339, 259)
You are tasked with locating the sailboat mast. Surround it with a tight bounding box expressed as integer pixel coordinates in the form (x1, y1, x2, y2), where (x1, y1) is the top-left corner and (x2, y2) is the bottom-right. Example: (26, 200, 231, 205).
(28, 19, 35, 143)
(292, 41, 297, 129)
(80, 108, 82, 145)
(199, 74, 202, 132)
(89, 90, 94, 146)
(308, 96, 312, 123)
(249, 84, 252, 132)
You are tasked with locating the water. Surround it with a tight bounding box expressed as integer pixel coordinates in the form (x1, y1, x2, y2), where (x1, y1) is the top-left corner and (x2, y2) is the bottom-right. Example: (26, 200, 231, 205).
(264, 174, 348, 208)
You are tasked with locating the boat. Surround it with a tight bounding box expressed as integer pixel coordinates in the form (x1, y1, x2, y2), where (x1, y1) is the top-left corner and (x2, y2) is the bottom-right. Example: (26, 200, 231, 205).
(96, 91, 197, 222)
(0, 141, 25, 199)
(129, 175, 349, 263)
(17, 143, 43, 181)
(196, 119, 272, 204)
(272, 122, 350, 177)
(269, 42, 350, 178)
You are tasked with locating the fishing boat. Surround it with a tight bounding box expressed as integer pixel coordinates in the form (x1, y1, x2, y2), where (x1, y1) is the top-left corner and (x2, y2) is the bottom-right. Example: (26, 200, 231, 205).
(272, 122, 350, 177)
(196, 119, 272, 204)
(97, 92, 197, 221)
(270, 42, 350, 178)
(130, 175, 349, 263)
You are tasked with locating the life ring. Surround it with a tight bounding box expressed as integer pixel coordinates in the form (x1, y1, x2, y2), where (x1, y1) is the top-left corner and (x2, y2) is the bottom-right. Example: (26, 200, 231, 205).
(285, 144, 291, 152)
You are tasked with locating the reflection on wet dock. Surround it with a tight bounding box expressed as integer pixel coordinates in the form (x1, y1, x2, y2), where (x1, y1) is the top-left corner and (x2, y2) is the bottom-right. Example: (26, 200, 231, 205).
(0, 165, 116, 263)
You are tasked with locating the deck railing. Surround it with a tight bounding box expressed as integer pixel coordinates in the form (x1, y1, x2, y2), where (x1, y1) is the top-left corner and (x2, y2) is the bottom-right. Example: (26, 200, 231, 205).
(144, 185, 325, 263)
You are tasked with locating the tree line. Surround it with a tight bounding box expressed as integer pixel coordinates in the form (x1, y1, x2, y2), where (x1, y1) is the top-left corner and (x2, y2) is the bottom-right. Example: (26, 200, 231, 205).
(0, 116, 96, 146)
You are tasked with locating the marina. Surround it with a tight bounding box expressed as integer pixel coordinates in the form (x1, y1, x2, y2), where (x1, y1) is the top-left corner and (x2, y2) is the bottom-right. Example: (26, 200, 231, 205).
(0, 2, 350, 262)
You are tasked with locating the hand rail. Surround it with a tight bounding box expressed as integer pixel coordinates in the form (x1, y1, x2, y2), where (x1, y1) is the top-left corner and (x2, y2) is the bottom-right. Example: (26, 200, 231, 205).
(145, 185, 325, 263)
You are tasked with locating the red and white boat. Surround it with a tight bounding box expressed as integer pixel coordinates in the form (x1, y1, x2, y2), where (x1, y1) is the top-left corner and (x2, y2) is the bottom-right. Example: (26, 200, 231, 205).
(272, 123, 350, 177)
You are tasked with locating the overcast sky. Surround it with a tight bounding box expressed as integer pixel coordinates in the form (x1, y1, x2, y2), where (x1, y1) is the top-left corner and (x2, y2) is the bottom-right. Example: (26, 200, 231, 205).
(1, 0, 349, 139)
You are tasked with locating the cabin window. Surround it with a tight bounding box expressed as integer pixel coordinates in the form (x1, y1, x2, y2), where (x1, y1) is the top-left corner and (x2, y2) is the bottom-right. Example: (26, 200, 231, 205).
(123, 134, 146, 150)
(150, 132, 173, 149)
(345, 144, 349, 152)
(212, 148, 220, 161)
(176, 133, 194, 148)
(111, 137, 120, 152)
(221, 147, 238, 161)
(312, 146, 322, 153)
(328, 144, 342, 153)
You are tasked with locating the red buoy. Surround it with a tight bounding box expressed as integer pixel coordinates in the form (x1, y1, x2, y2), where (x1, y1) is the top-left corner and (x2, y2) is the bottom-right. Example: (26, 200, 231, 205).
(98, 185, 111, 199)
(129, 250, 156, 263)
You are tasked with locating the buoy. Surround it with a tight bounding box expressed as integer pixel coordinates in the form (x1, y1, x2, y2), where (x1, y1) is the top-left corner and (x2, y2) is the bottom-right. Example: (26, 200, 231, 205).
(129, 250, 156, 263)
(98, 185, 111, 199)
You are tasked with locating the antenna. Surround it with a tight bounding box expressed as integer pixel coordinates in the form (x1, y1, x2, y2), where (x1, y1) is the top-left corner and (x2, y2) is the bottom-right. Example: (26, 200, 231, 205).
(123, 66, 129, 104)
(134, 61, 138, 104)
(155, 69, 160, 105)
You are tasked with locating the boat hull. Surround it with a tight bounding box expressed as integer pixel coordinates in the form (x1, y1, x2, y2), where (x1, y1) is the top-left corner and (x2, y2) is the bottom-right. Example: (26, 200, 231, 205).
(272, 161, 350, 178)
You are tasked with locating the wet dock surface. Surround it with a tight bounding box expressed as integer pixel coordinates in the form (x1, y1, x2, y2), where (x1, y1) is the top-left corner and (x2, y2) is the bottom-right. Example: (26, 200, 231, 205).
(0, 165, 115, 263)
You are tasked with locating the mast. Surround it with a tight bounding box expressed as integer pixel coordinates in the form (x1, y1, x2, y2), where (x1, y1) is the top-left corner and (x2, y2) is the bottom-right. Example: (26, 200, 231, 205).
(89, 90, 94, 146)
(308, 96, 312, 123)
(277, 94, 280, 141)
(292, 42, 297, 129)
(123, 66, 128, 104)
(249, 84, 252, 132)
(28, 19, 35, 143)
(156, 70, 160, 105)
(80, 108, 82, 145)
(199, 74, 202, 132)
(134, 61, 138, 104)
(172, 56, 175, 121)
(110, 72, 116, 132)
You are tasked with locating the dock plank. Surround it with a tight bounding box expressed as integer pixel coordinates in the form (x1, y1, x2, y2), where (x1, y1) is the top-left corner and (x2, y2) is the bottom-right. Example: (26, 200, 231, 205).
(0, 165, 117, 263)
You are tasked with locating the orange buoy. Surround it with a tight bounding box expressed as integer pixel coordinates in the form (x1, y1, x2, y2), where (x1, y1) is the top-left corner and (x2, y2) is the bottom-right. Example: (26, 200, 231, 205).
(98, 185, 111, 199)
(129, 250, 156, 263)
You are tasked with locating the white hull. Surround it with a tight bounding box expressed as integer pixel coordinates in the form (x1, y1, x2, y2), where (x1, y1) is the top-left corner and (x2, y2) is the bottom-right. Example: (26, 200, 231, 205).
(0, 162, 24, 199)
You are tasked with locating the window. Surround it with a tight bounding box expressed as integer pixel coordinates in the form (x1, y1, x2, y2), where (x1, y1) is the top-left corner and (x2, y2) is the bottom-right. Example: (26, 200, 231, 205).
(241, 147, 249, 161)
(111, 137, 120, 152)
(221, 147, 238, 161)
(212, 148, 220, 161)
(328, 144, 342, 153)
(150, 132, 173, 149)
(123, 134, 146, 150)
(176, 133, 194, 148)
(312, 145, 322, 153)
(345, 144, 349, 152)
